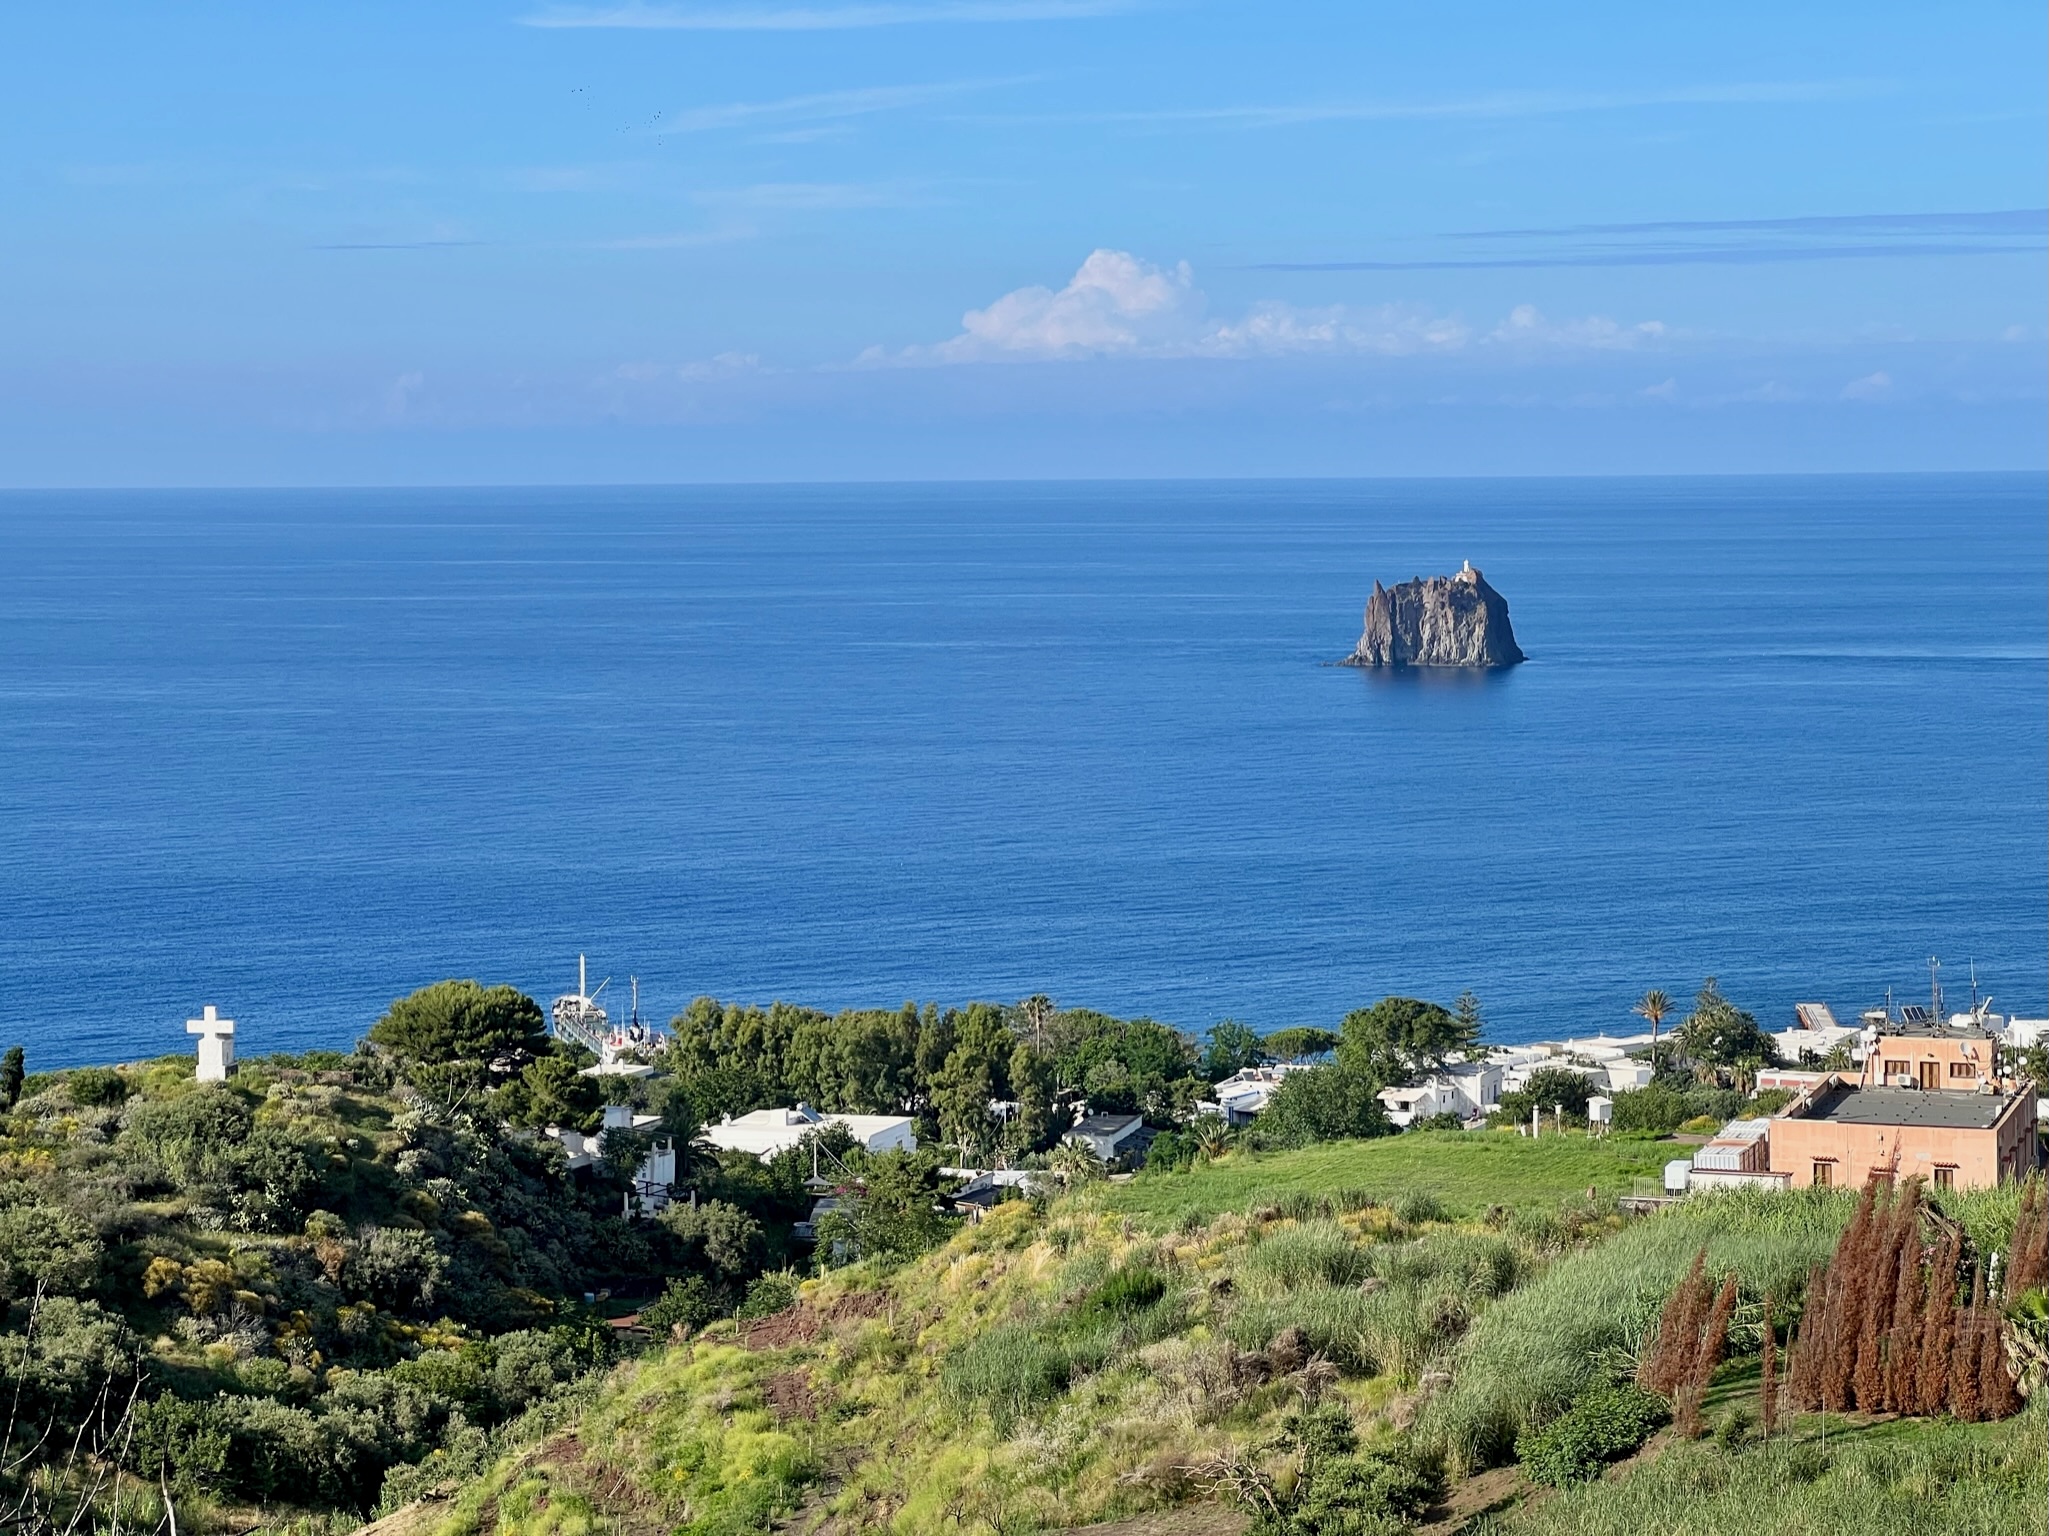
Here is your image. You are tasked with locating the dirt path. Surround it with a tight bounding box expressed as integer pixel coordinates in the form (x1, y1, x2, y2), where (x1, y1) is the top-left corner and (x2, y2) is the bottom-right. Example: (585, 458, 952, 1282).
(1059, 1505, 1248, 1536)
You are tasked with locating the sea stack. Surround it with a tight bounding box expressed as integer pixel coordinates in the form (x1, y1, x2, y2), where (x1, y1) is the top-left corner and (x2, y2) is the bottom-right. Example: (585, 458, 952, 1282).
(1345, 561, 1525, 669)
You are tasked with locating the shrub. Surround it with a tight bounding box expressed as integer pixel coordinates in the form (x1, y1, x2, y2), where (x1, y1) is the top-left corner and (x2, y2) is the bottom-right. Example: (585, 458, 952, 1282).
(1394, 1190, 1448, 1226)
(1238, 1406, 1443, 1536)
(1610, 1085, 1693, 1136)
(1515, 1382, 1667, 1486)
(640, 1274, 730, 1336)
(66, 1068, 129, 1108)
(1081, 1263, 1169, 1319)
(941, 1321, 1111, 1426)
(1256, 1067, 1392, 1148)
(1244, 1221, 1371, 1293)
(1496, 1069, 1597, 1128)
(736, 1271, 801, 1319)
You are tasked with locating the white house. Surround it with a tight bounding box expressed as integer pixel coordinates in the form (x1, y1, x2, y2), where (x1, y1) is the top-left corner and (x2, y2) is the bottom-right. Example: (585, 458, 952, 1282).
(1064, 1113, 1147, 1162)
(1376, 1064, 1508, 1122)
(703, 1104, 917, 1162)
(1604, 1061, 1656, 1092)
(1377, 1062, 1503, 1127)
(546, 1105, 678, 1215)
(1208, 1064, 1309, 1125)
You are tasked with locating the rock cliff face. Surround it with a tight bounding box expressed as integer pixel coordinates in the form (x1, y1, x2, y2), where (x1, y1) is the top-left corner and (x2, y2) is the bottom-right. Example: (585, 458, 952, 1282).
(1345, 562, 1525, 668)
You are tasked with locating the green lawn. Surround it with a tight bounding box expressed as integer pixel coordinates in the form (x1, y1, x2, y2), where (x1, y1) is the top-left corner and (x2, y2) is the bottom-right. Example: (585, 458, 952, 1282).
(1099, 1129, 1673, 1224)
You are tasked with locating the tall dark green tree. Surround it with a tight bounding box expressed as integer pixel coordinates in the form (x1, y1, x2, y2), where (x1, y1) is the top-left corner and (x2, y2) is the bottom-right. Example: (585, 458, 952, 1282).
(1676, 978, 1779, 1082)
(1263, 1027, 1340, 1062)
(0, 1045, 23, 1110)
(1202, 1020, 1266, 1081)
(368, 980, 546, 1065)
(1336, 997, 1477, 1086)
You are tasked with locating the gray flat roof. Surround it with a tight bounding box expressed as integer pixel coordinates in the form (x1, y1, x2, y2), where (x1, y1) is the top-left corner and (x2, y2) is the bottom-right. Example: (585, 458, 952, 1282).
(1872, 1022, 1996, 1042)
(1803, 1085, 2013, 1131)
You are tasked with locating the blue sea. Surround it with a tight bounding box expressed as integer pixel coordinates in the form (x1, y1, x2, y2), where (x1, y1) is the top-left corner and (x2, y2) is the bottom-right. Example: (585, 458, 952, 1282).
(1, 476, 2043, 1072)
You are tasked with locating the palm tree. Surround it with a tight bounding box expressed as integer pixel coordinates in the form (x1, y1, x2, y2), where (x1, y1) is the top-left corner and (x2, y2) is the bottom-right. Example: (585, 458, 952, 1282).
(1633, 988, 1673, 1071)
(1194, 1117, 1233, 1161)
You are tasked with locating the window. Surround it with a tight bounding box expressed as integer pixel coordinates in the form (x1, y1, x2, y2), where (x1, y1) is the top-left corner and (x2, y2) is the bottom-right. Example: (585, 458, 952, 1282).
(1883, 1058, 1908, 1080)
(1812, 1160, 1834, 1188)
(1932, 1165, 1957, 1190)
(1948, 1062, 1976, 1079)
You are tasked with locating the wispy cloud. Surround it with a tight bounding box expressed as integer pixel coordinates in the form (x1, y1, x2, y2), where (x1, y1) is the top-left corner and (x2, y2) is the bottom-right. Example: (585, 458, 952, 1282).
(966, 79, 1880, 131)
(658, 78, 1017, 134)
(522, 0, 1130, 30)
(860, 249, 1663, 365)
(1448, 209, 2045, 240)
(1257, 208, 2048, 272)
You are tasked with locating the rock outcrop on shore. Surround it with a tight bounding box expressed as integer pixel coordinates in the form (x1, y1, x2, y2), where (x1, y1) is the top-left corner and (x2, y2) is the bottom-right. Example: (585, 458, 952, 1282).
(1344, 562, 1525, 668)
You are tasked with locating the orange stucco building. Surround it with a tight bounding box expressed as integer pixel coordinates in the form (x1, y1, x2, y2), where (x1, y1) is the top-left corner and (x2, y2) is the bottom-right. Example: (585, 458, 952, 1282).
(1764, 1025, 2037, 1191)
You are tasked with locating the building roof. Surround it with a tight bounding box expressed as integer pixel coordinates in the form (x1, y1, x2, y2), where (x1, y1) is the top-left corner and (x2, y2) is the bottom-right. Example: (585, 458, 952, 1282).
(704, 1106, 915, 1158)
(1800, 1085, 2014, 1131)
(1067, 1113, 1144, 1140)
(1871, 1021, 1998, 1043)
(1794, 1002, 1840, 1031)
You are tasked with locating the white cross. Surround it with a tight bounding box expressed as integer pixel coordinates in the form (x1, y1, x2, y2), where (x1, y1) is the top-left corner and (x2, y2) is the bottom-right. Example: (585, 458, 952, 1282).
(187, 1004, 236, 1082)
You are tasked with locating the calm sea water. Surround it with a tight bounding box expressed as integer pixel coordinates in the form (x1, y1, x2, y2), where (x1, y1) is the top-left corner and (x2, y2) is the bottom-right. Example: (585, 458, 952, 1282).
(1, 476, 2043, 1071)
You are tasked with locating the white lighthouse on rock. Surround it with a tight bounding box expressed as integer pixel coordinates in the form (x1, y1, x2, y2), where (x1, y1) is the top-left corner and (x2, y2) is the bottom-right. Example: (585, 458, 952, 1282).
(187, 1005, 236, 1082)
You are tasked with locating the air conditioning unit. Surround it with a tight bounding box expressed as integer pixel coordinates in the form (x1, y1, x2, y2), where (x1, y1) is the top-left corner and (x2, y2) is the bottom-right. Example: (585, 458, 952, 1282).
(1888, 1074, 1917, 1088)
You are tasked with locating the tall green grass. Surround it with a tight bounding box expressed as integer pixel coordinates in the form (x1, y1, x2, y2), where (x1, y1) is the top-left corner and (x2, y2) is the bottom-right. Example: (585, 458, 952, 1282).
(1418, 1188, 1852, 1473)
(1503, 1404, 2047, 1536)
(1226, 1227, 1532, 1379)
(1241, 1220, 1373, 1293)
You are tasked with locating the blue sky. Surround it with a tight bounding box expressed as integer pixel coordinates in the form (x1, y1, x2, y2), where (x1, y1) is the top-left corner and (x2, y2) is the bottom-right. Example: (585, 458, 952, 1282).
(2, 1, 2043, 482)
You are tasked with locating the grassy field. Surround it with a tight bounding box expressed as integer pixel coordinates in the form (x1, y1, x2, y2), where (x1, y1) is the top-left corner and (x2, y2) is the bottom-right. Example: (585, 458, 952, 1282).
(1095, 1129, 1672, 1225)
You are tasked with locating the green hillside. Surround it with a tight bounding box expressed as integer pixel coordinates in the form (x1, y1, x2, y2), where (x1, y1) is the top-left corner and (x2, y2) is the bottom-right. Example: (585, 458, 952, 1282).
(394, 1136, 2045, 1536)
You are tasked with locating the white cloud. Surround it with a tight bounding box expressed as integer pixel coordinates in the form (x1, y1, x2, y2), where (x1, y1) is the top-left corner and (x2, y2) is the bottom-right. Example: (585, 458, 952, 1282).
(1488, 304, 1667, 349)
(1200, 302, 1470, 357)
(1840, 370, 1892, 400)
(866, 250, 1657, 365)
(613, 352, 764, 383)
(938, 249, 1205, 358)
(522, 1, 1129, 30)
